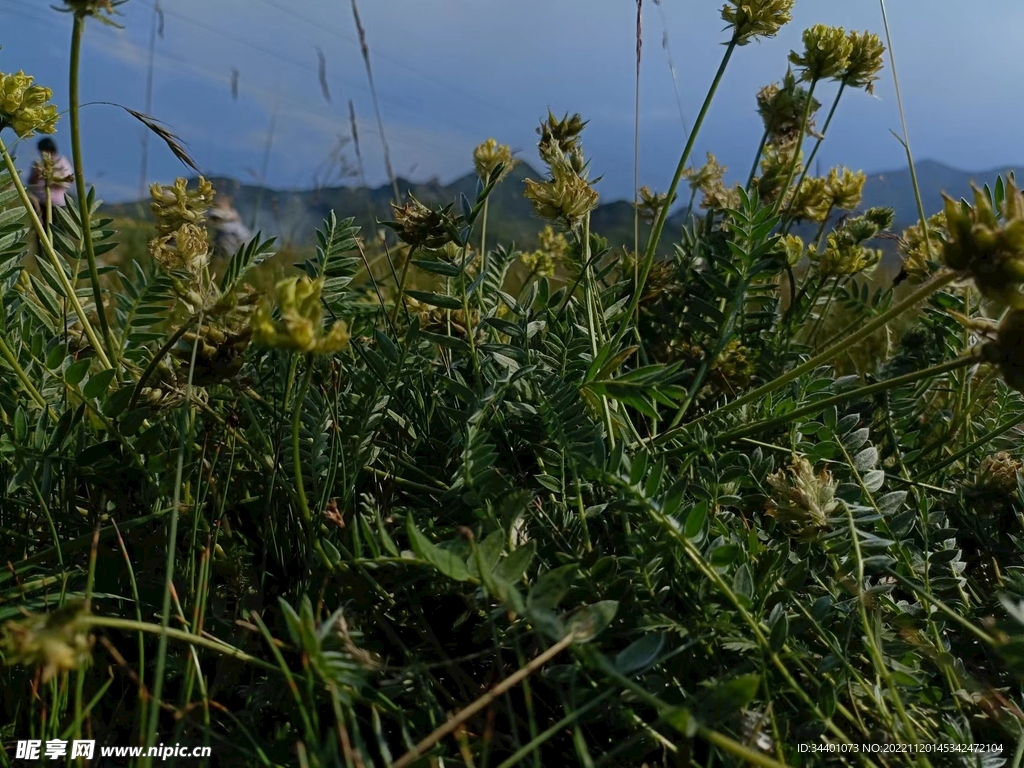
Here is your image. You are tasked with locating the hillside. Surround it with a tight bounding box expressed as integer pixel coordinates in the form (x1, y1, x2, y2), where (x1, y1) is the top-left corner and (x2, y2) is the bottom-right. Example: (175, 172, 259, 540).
(104, 159, 1023, 256)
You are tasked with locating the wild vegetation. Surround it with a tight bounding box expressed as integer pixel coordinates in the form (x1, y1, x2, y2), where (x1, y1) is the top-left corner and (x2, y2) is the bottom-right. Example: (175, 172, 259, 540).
(4, 1, 1024, 766)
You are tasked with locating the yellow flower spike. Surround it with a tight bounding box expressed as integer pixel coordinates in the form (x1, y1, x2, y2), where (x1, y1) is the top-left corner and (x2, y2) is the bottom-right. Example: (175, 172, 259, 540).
(523, 169, 598, 228)
(787, 176, 831, 223)
(776, 234, 805, 266)
(789, 25, 853, 82)
(473, 138, 518, 183)
(825, 167, 866, 211)
(843, 31, 885, 93)
(815, 234, 879, 276)
(251, 276, 350, 355)
(0, 71, 60, 138)
(721, 0, 796, 46)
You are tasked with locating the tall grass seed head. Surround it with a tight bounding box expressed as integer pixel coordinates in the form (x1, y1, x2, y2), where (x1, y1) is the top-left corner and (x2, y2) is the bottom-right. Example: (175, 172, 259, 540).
(0, 71, 59, 138)
(384, 194, 457, 250)
(756, 70, 820, 146)
(789, 25, 853, 82)
(1, 601, 93, 683)
(251, 276, 350, 355)
(843, 31, 885, 93)
(721, 0, 796, 46)
(766, 456, 839, 540)
(473, 138, 518, 183)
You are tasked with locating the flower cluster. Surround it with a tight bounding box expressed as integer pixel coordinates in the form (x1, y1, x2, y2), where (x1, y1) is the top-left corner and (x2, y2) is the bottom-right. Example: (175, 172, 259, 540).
(384, 195, 458, 250)
(755, 143, 802, 205)
(684, 152, 741, 211)
(148, 178, 216, 275)
(766, 456, 839, 541)
(774, 234, 805, 266)
(789, 25, 853, 82)
(898, 211, 946, 282)
(0, 71, 59, 138)
(756, 70, 820, 147)
(721, 0, 796, 46)
(810, 208, 891, 277)
(825, 167, 866, 211)
(634, 185, 676, 225)
(251, 276, 350, 355)
(32, 150, 74, 192)
(473, 138, 518, 184)
(942, 177, 1024, 309)
(981, 309, 1024, 394)
(404, 295, 481, 342)
(523, 112, 598, 229)
(1, 601, 93, 684)
(521, 225, 569, 279)
(974, 452, 1023, 498)
(843, 31, 886, 93)
(60, 0, 126, 26)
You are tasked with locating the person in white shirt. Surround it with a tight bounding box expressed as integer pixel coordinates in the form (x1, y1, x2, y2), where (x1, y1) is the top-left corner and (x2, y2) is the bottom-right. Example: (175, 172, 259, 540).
(27, 137, 74, 228)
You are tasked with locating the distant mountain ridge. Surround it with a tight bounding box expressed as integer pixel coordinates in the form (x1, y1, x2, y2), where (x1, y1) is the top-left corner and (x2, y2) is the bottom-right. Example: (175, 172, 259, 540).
(105, 160, 1023, 255)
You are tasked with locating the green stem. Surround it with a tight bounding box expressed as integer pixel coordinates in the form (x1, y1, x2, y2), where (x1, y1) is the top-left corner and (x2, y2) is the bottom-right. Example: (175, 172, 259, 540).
(879, 0, 933, 260)
(611, 37, 738, 350)
(924, 409, 1024, 476)
(69, 13, 116, 370)
(772, 79, 818, 219)
(292, 357, 315, 524)
(392, 246, 414, 326)
(142, 313, 203, 765)
(0, 332, 48, 409)
(127, 315, 198, 412)
(783, 82, 846, 230)
(79, 615, 284, 675)
(716, 353, 975, 444)
(745, 128, 768, 191)
(0, 137, 111, 370)
(669, 269, 958, 437)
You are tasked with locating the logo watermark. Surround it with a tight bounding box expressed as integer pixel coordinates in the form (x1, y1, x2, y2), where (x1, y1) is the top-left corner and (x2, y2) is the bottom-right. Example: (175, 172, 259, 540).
(15, 740, 211, 761)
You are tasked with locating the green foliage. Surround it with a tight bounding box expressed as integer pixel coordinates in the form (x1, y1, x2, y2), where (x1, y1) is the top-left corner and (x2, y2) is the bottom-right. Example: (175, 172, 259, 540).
(5, 10, 1024, 768)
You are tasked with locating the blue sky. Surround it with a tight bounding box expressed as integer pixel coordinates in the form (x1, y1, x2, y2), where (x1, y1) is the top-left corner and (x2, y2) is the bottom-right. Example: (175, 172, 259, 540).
(2, 0, 1023, 203)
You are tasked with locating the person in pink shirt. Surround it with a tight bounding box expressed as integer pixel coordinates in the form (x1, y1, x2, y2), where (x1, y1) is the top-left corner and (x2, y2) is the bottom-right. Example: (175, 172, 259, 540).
(27, 137, 74, 228)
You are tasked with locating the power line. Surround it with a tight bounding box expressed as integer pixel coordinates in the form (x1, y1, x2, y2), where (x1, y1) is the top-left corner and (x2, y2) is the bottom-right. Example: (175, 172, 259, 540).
(250, 0, 516, 121)
(130, 0, 478, 134)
